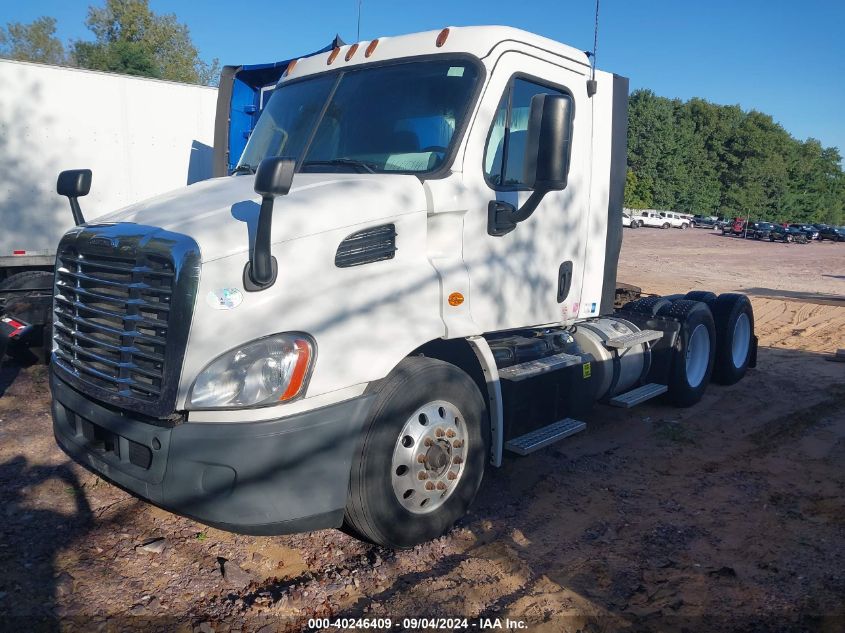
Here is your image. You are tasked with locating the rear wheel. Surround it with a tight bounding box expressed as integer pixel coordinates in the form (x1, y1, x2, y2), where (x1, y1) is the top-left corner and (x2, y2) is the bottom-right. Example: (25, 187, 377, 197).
(656, 300, 716, 407)
(786, 234, 793, 243)
(344, 357, 488, 548)
(680, 223, 689, 230)
(684, 291, 717, 309)
(710, 294, 754, 385)
(629, 220, 638, 229)
(622, 295, 673, 316)
(662, 223, 670, 229)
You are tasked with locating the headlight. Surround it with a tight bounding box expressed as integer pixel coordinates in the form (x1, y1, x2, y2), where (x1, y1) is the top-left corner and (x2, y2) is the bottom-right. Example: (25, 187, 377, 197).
(189, 334, 314, 409)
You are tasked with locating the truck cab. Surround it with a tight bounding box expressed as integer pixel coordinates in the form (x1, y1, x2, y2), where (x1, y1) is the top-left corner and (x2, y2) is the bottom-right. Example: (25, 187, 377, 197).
(51, 26, 755, 548)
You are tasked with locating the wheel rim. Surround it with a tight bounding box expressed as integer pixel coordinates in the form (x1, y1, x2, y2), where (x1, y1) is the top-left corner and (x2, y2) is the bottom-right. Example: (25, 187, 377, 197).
(391, 400, 468, 514)
(685, 324, 710, 388)
(731, 312, 751, 368)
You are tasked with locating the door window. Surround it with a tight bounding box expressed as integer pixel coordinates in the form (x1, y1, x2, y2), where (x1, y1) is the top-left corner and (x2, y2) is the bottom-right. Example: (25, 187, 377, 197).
(483, 77, 569, 189)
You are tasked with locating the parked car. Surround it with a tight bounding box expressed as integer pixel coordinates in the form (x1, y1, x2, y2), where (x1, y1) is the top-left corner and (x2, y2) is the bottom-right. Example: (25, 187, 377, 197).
(789, 224, 820, 240)
(818, 226, 845, 241)
(691, 214, 722, 229)
(749, 222, 777, 240)
(639, 210, 672, 229)
(659, 211, 690, 229)
(622, 211, 634, 228)
(769, 225, 808, 243)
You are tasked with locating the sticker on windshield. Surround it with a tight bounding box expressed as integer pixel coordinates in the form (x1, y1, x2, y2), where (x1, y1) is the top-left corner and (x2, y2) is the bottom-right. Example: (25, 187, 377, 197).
(447, 66, 465, 77)
(207, 288, 243, 310)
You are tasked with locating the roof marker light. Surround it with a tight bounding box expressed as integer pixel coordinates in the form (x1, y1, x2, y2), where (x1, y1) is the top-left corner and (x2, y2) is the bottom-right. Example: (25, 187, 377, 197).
(365, 39, 379, 58)
(436, 28, 450, 47)
(327, 48, 341, 65)
(345, 43, 359, 61)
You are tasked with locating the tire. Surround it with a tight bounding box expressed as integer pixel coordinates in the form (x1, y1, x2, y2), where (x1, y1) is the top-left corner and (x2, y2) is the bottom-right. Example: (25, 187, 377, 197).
(710, 294, 754, 385)
(0, 271, 54, 364)
(621, 295, 673, 316)
(655, 300, 716, 407)
(343, 357, 489, 548)
(630, 220, 638, 229)
(680, 223, 689, 230)
(785, 234, 793, 243)
(684, 291, 717, 309)
(661, 223, 670, 229)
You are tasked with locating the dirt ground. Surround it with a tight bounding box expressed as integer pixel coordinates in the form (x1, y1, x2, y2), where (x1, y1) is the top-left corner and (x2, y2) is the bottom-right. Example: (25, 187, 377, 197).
(1, 227, 843, 632)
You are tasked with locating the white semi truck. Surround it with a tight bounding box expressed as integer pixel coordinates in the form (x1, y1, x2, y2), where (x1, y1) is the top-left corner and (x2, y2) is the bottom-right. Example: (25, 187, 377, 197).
(50, 26, 757, 548)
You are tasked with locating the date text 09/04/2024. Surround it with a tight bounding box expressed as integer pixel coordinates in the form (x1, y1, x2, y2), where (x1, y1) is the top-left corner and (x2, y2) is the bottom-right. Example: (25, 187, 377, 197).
(307, 618, 528, 630)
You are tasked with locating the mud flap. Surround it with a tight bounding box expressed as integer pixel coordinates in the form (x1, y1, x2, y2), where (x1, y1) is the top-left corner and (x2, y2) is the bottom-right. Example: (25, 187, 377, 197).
(749, 335, 759, 368)
(1, 315, 33, 360)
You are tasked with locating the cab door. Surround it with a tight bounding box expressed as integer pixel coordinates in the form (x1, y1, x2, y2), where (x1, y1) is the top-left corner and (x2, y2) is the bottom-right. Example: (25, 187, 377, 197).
(460, 52, 591, 333)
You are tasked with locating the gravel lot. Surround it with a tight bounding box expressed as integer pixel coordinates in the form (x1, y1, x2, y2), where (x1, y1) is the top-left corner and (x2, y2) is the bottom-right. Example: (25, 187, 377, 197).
(1, 227, 843, 632)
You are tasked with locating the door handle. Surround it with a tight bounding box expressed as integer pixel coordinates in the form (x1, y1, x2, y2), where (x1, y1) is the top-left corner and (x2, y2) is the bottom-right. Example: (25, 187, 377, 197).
(557, 261, 573, 303)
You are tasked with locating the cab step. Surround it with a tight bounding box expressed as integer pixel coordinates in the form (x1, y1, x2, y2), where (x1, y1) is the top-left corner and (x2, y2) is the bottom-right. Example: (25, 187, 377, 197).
(504, 418, 586, 455)
(604, 329, 664, 349)
(608, 382, 668, 408)
(497, 352, 583, 382)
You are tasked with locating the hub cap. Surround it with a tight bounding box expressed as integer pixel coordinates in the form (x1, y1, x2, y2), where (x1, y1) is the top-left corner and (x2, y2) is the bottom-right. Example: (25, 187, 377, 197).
(391, 400, 468, 514)
(731, 312, 751, 368)
(685, 324, 710, 388)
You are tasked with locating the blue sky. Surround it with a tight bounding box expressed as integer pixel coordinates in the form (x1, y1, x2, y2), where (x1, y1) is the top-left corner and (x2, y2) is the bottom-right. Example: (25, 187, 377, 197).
(5, 1, 845, 155)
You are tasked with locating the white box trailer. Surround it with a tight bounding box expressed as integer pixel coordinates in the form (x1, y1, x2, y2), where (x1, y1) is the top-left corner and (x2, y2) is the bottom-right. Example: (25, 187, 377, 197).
(0, 59, 218, 268)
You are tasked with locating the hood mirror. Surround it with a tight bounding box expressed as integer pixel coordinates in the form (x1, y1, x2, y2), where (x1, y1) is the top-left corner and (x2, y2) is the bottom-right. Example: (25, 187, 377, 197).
(244, 157, 296, 291)
(57, 169, 92, 226)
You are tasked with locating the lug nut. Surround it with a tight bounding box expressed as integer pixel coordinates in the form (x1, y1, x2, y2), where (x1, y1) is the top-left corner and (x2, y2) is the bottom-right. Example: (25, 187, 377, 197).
(418, 471, 428, 480)
(447, 471, 458, 480)
(453, 456, 463, 465)
(436, 482, 447, 490)
(446, 429, 456, 438)
(452, 440, 463, 448)
(423, 438, 433, 447)
(425, 481, 435, 491)
(435, 428, 445, 438)
(417, 454, 426, 463)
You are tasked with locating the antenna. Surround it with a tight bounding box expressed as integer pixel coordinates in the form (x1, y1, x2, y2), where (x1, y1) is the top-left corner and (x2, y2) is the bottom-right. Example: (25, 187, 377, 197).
(587, 0, 599, 97)
(357, 0, 362, 41)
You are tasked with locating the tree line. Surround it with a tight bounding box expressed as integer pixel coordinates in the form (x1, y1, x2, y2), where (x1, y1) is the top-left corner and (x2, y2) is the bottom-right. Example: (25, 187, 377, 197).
(0, 0, 219, 85)
(626, 89, 845, 225)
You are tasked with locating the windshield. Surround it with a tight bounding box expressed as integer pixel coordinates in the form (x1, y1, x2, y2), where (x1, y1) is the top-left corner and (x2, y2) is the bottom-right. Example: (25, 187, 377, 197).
(238, 59, 481, 175)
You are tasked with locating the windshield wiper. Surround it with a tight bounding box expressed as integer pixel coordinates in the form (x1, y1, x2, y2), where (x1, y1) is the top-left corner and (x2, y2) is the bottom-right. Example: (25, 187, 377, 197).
(232, 164, 256, 174)
(301, 158, 377, 174)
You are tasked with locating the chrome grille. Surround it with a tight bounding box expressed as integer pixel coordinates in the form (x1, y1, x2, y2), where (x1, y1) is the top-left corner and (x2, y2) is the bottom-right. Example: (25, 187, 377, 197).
(52, 226, 200, 418)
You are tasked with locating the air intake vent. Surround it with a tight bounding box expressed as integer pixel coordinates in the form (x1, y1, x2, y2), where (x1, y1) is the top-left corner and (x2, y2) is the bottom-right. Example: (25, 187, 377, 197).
(335, 224, 397, 268)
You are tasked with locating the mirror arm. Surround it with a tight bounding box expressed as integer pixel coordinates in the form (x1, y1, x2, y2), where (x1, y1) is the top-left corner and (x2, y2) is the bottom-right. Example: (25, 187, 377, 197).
(244, 195, 278, 290)
(487, 189, 547, 237)
(510, 189, 546, 223)
(68, 197, 85, 226)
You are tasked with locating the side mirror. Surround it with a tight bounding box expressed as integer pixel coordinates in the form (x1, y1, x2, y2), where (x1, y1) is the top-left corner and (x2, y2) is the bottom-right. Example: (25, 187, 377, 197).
(57, 169, 92, 226)
(487, 93, 574, 237)
(254, 156, 295, 198)
(523, 93, 573, 191)
(244, 157, 296, 290)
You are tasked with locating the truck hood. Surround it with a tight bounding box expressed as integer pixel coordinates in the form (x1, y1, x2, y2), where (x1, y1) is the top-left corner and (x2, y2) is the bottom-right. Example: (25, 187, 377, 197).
(96, 174, 428, 262)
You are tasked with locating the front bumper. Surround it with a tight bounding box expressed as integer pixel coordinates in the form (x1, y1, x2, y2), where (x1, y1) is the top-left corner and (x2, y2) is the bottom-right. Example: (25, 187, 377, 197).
(51, 371, 375, 535)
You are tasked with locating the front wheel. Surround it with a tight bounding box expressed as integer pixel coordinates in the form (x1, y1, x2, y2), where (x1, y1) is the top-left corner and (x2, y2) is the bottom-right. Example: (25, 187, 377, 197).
(786, 234, 793, 243)
(662, 223, 670, 229)
(343, 357, 489, 548)
(680, 223, 689, 230)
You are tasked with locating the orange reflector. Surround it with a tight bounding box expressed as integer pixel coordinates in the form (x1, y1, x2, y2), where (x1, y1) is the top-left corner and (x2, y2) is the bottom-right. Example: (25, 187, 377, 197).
(280, 339, 312, 401)
(327, 48, 341, 65)
(448, 292, 464, 307)
(284, 58, 298, 76)
(345, 43, 359, 61)
(436, 28, 450, 47)
(365, 39, 379, 58)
